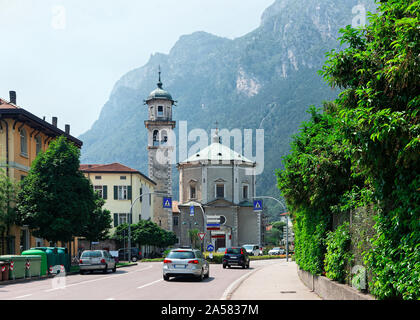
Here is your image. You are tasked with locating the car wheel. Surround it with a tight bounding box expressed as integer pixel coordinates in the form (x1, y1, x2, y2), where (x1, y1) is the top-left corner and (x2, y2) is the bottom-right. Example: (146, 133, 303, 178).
(242, 262, 246, 269)
(163, 274, 170, 281)
(247, 261, 250, 269)
(131, 256, 138, 262)
(103, 266, 108, 274)
(112, 265, 116, 273)
(79, 270, 85, 275)
(204, 267, 209, 279)
(223, 264, 226, 269)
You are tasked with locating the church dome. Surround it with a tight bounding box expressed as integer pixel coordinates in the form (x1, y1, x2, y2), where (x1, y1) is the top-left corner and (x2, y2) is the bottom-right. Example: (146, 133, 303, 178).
(146, 69, 174, 102)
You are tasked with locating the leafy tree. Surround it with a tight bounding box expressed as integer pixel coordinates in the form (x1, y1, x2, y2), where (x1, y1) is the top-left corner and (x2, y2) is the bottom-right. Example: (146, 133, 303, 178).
(0, 169, 18, 254)
(188, 228, 200, 249)
(16, 136, 97, 243)
(80, 196, 112, 248)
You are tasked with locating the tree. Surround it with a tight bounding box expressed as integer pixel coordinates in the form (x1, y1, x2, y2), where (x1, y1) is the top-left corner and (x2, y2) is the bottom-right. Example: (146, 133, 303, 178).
(188, 228, 200, 249)
(0, 169, 18, 254)
(16, 136, 97, 244)
(80, 196, 112, 248)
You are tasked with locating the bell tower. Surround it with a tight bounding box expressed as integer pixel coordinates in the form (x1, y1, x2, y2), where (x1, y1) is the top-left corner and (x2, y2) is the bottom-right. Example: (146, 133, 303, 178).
(144, 68, 176, 231)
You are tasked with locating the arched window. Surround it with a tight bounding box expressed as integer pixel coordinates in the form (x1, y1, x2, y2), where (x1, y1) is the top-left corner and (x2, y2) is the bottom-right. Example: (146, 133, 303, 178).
(153, 130, 159, 146)
(20, 128, 28, 156)
(35, 136, 42, 155)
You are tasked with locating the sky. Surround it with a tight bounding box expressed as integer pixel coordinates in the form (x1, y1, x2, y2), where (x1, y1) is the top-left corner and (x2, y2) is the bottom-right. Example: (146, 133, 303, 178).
(0, 0, 274, 137)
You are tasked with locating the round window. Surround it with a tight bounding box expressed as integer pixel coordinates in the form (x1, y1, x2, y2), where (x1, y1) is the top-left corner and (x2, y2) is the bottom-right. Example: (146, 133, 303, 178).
(219, 216, 226, 225)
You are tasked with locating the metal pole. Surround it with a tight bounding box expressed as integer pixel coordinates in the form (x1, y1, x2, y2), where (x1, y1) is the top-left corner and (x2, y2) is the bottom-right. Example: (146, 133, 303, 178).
(286, 215, 289, 262)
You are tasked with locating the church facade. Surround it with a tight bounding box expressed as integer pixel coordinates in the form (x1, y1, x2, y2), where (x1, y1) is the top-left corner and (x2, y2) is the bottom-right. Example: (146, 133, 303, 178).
(176, 132, 263, 250)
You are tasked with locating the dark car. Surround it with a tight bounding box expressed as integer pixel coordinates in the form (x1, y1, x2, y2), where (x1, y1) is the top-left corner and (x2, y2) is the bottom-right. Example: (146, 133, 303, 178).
(222, 247, 250, 269)
(118, 248, 142, 262)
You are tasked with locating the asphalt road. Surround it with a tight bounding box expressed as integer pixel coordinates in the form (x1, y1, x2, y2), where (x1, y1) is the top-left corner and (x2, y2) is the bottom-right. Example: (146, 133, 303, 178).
(0, 260, 279, 300)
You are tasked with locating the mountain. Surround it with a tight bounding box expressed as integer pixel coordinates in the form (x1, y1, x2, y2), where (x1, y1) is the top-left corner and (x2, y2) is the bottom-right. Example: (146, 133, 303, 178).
(79, 0, 377, 221)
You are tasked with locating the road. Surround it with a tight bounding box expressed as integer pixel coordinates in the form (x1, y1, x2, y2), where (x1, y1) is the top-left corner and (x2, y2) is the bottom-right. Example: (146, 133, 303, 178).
(0, 260, 280, 300)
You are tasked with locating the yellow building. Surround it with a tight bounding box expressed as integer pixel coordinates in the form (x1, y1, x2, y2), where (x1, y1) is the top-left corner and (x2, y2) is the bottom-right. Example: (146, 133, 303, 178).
(80, 163, 156, 235)
(0, 91, 82, 255)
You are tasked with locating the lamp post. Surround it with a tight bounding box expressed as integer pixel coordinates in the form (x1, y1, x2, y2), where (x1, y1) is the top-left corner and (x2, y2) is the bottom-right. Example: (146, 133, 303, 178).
(127, 191, 172, 262)
(186, 201, 206, 252)
(251, 196, 290, 261)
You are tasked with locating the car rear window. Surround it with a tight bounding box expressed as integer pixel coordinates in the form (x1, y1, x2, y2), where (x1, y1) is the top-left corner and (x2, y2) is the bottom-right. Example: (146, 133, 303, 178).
(226, 248, 242, 254)
(81, 251, 102, 258)
(167, 251, 195, 259)
(243, 245, 253, 250)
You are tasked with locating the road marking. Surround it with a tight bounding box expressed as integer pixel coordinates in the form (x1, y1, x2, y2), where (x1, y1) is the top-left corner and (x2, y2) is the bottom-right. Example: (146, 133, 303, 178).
(44, 265, 154, 292)
(105, 298, 115, 300)
(13, 294, 33, 299)
(137, 279, 163, 289)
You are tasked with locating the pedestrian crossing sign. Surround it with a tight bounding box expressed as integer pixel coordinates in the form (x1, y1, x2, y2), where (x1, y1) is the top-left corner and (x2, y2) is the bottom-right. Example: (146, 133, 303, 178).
(163, 197, 172, 209)
(253, 200, 263, 211)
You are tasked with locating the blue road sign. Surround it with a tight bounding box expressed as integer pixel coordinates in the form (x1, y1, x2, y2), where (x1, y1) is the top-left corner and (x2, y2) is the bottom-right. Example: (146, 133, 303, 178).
(189, 205, 195, 216)
(163, 197, 172, 209)
(253, 200, 263, 211)
(207, 244, 214, 252)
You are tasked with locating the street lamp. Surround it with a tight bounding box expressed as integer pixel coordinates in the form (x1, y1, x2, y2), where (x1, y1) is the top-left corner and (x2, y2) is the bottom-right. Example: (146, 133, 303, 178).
(251, 196, 290, 261)
(186, 201, 206, 252)
(127, 191, 172, 262)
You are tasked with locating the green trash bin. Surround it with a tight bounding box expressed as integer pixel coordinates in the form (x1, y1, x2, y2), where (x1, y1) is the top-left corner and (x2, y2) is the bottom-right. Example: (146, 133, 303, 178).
(57, 248, 70, 273)
(0, 255, 27, 279)
(22, 255, 42, 278)
(32, 247, 59, 273)
(22, 250, 48, 276)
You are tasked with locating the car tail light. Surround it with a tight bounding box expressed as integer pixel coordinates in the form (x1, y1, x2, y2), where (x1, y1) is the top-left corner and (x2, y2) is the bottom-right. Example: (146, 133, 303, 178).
(241, 249, 244, 255)
(225, 249, 227, 254)
(139, 251, 141, 256)
(100, 259, 106, 264)
(79, 259, 83, 264)
(163, 259, 172, 264)
(188, 260, 199, 264)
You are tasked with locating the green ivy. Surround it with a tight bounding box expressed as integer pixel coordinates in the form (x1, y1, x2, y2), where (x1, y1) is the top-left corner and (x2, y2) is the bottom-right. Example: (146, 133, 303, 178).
(324, 222, 352, 283)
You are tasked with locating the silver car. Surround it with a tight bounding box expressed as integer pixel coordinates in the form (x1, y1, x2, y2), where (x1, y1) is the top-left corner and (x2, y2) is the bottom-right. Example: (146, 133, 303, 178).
(163, 248, 209, 281)
(79, 250, 116, 274)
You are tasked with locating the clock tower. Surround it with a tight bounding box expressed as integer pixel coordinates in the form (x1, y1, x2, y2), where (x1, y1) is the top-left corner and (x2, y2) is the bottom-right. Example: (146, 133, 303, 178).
(144, 68, 176, 231)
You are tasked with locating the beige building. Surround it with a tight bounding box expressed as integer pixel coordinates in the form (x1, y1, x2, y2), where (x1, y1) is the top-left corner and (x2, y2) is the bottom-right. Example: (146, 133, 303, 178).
(80, 163, 156, 233)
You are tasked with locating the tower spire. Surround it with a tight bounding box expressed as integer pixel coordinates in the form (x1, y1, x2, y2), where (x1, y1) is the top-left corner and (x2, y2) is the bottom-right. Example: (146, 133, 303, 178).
(157, 65, 163, 89)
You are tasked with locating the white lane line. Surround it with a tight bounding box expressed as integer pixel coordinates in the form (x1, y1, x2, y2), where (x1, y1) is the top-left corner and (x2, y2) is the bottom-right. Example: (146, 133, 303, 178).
(137, 279, 163, 289)
(44, 265, 154, 292)
(13, 294, 33, 299)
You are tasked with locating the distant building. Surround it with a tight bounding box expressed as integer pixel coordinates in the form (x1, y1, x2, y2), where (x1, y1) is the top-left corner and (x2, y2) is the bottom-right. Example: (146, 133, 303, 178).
(80, 163, 156, 230)
(175, 130, 262, 250)
(0, 91, 82, 255)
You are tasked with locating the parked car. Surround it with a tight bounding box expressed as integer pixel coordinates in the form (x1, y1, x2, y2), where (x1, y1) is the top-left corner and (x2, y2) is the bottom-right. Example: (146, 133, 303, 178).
(118, 247, 142, 262)
(223, 247, 250, 269)
(242, 244, 260, 256)
(268, 247, 285, 255)
(216, 247, 226, 253)
(259, 246, 263, 256)
(163, 248, 210, 281)
(79, 250, 116, 274)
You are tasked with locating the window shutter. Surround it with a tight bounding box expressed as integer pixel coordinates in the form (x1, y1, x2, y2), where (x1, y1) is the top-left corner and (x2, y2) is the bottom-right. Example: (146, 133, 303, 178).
(128, 186, 132, 200)
(103, 186, 108, 199)
(114, 186, 118, 200)
(113, 213, 118, 227)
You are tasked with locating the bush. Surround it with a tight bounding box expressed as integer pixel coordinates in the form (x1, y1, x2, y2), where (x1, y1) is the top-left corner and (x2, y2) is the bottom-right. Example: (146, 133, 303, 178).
(324, 222, 352, 283)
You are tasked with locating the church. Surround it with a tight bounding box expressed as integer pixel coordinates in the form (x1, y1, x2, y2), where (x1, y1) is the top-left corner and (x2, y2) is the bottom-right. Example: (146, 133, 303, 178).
(144, 71, 263, 250)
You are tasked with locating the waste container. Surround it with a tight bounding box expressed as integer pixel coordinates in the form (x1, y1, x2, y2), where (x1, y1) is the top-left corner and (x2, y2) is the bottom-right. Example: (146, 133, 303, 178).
(0, 255, 27, 279)
(22, 255, 42, 278)
(57, 247, 70, 273)
(32, 247, 59, 273)
(22, 250, 48, 275)
(0, 262, 10, 281)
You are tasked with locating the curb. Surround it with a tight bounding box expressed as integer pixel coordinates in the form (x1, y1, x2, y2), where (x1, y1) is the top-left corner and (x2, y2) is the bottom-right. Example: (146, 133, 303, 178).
(0, 274, 55, 286)
(116, 263, 138, 269)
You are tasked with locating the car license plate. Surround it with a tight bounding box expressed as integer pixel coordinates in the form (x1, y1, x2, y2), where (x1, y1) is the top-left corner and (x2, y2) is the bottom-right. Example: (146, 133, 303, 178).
(230, 256, 237, 259)
(174, 265, 186, 269)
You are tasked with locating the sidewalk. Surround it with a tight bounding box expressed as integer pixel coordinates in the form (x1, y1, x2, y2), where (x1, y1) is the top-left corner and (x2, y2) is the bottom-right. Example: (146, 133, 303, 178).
(228, 260, 321, 300)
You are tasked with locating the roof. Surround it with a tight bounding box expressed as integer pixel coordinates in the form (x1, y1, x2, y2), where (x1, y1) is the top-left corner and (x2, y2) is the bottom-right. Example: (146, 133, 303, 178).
(0, 98, 82, 147)
(179, 139, 254, 165)
(80, 163, 156, 185)
(146, 87, 173, 103)
(172, 201, 180, 213)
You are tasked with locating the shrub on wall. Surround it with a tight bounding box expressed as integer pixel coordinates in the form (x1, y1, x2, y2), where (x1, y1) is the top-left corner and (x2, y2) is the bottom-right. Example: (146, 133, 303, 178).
(324, 222, 352, 283)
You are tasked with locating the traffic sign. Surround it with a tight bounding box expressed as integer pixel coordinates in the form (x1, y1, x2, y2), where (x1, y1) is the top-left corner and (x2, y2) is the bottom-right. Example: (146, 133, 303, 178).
(207, 215, 220, 230)
(253, 200, 263, 211)
(198, 232, 206, 241)
(189, 205, 195, 216)
(163, 197, 172, 209)
(207, 244, 214, 252)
